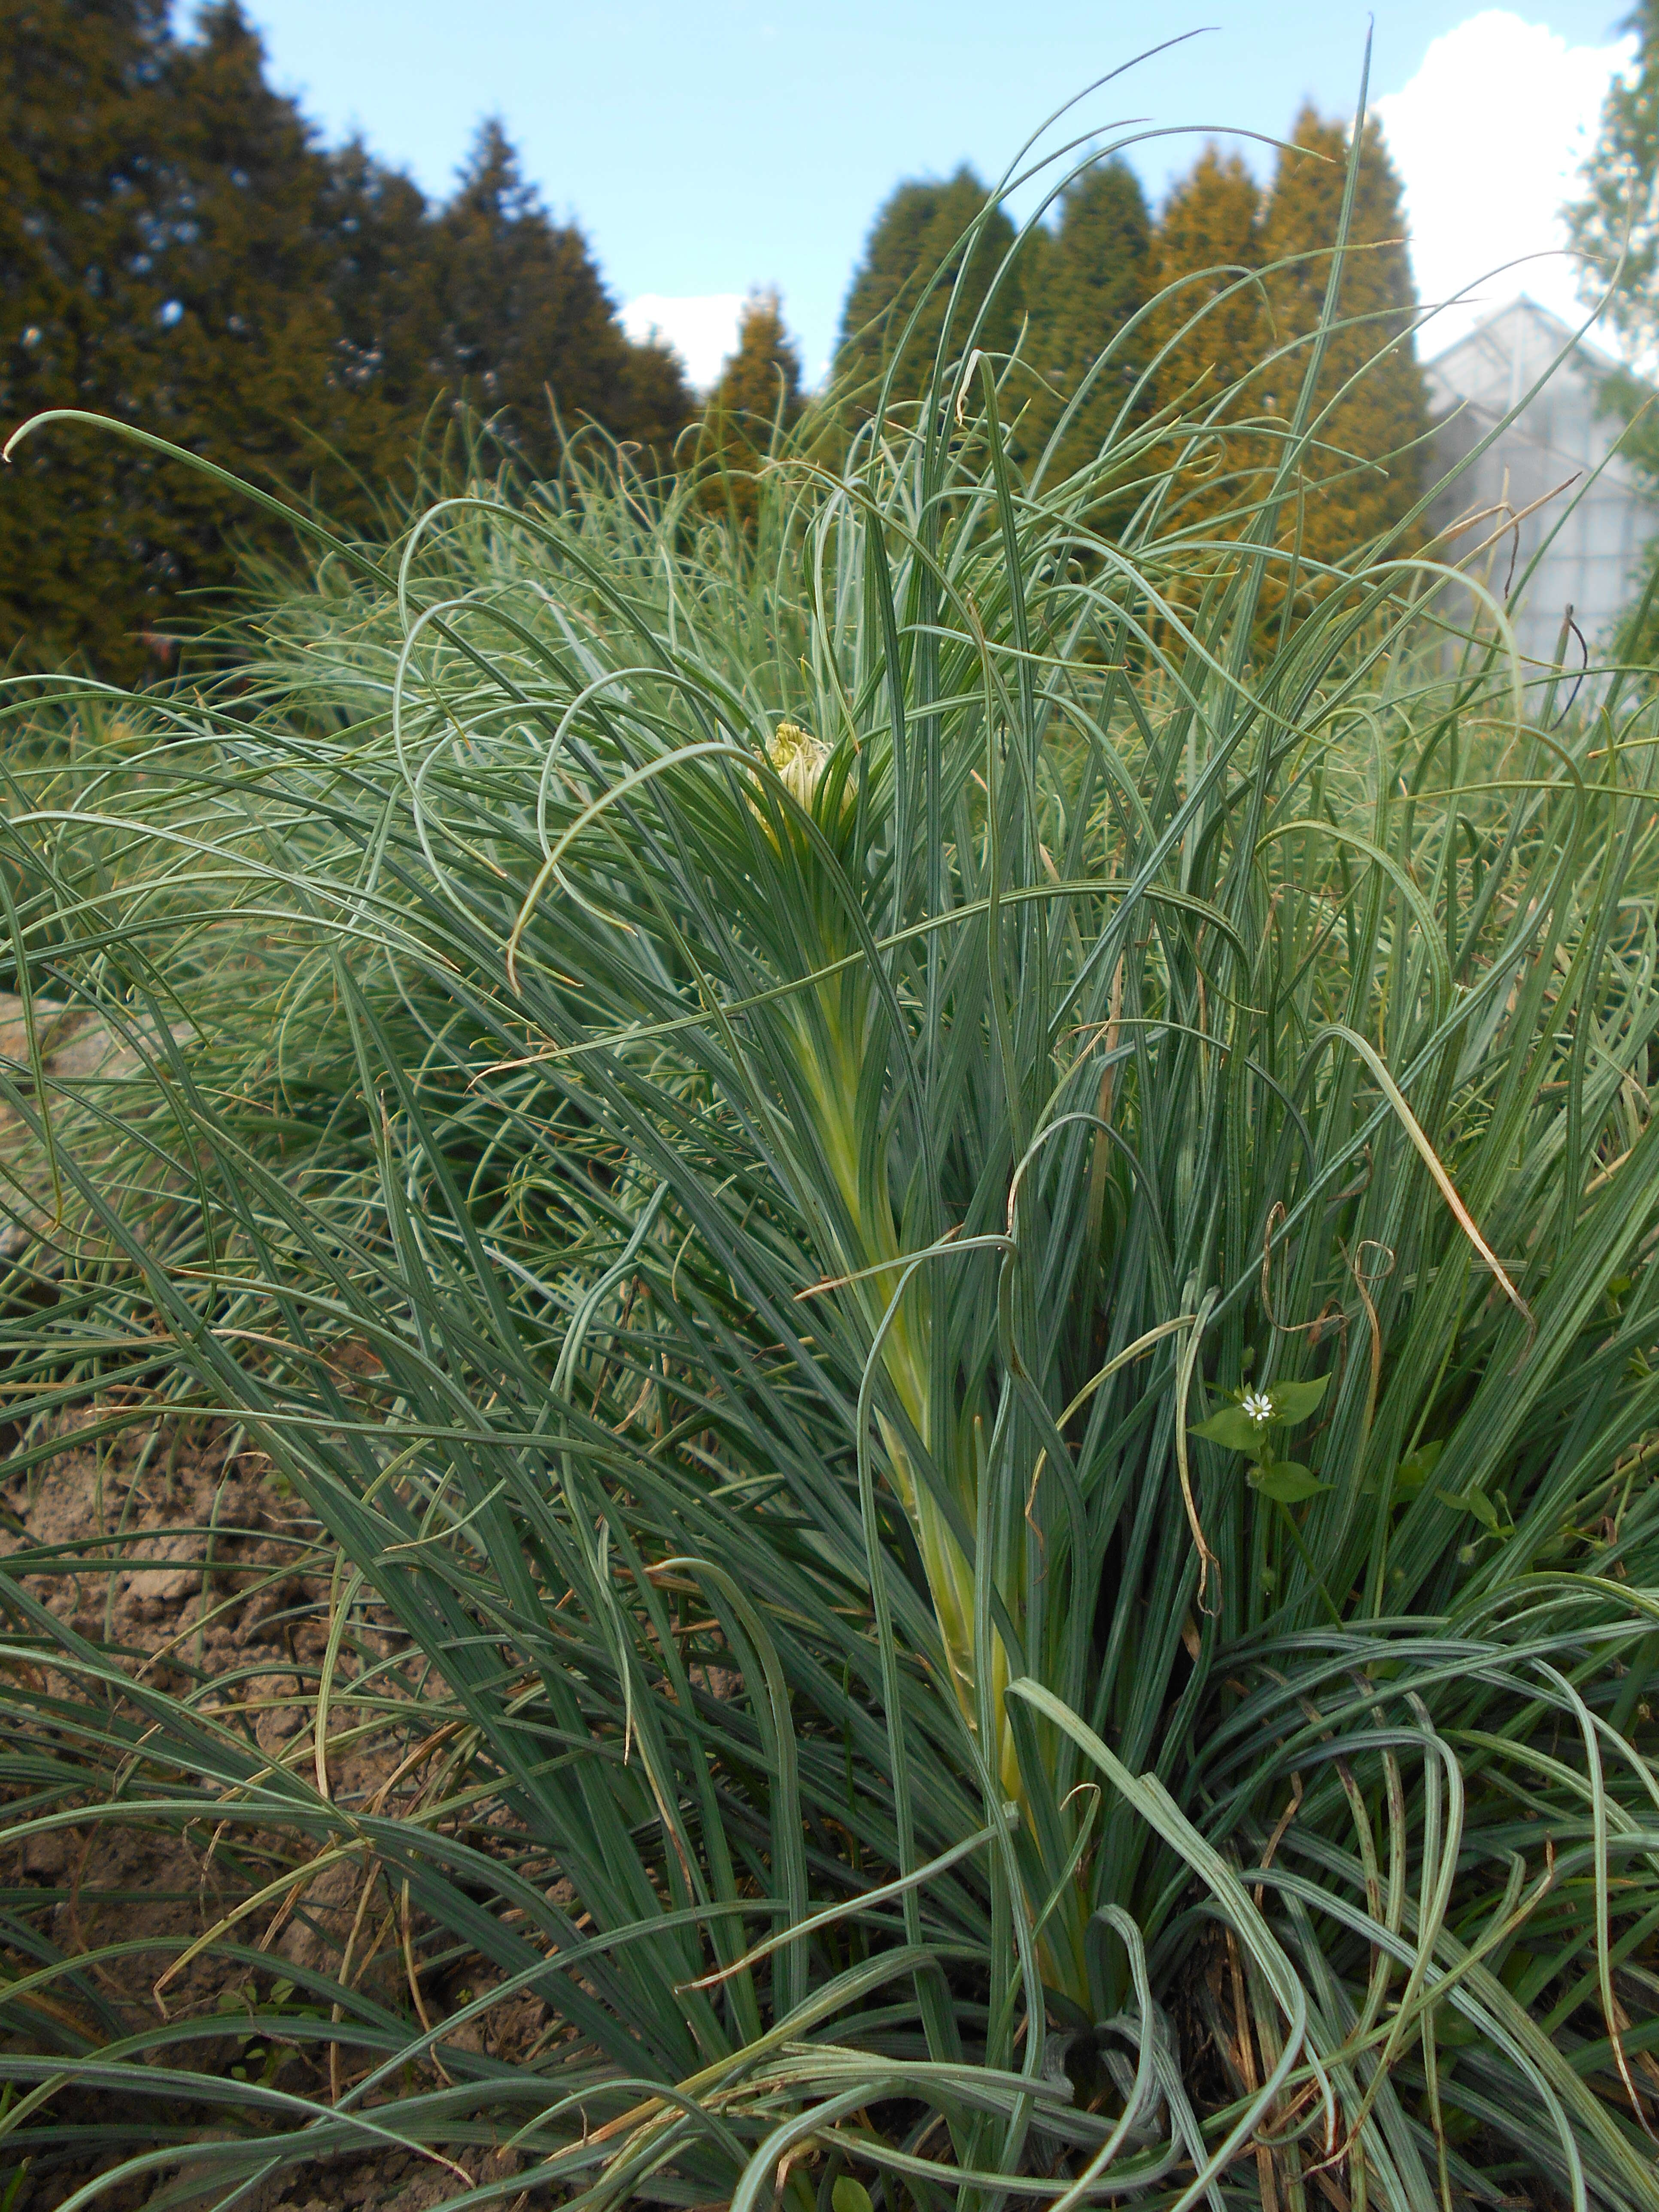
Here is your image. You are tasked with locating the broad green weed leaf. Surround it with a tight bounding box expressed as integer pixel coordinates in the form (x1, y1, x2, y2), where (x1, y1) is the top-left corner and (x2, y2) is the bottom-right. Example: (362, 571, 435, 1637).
(1267, 1374, 1330, 1423)
(1395, 1440, 1443, 1494)
(1441, 1486, 1511, 1536)
(1366, 1440, 1445, 1501)
(1250, 1462, 1330, 1504)
(1190, 1405, 1264, 1452)
(833, 2183, 875, 2212)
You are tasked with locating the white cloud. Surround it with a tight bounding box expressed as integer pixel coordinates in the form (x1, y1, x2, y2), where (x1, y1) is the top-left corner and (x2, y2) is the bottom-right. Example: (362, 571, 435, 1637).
(620, 292, 746, 390)
(1375, 9, 1635, 358)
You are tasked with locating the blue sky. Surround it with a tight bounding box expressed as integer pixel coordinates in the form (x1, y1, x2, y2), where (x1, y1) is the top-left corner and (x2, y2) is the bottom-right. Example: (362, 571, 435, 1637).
(217, 1, 1635, 382)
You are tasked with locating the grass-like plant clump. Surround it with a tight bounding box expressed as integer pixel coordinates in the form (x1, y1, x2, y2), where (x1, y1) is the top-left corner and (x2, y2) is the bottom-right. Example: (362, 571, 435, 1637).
(1, 88, 1659, 2212)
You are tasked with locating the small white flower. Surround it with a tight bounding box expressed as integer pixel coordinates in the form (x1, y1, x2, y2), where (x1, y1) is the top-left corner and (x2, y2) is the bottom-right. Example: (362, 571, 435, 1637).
(1240, 1389, 1275, 1425)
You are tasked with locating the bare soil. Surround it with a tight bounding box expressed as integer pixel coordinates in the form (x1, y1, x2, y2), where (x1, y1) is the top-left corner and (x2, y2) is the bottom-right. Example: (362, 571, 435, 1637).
(0, 1407, 550, 2210)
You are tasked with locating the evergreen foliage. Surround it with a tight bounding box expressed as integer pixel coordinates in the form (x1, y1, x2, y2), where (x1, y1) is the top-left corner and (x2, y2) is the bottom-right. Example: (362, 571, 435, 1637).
(1256, 106, 1430, 570)
(830, 124, 1428, 577)
(697, 289, 804, 523)
(1, 0, 207, 680)
(1565, 3, 1659, 665)
(1147, 146, 1266, 532)
(835, 167, 1020, 410)
(1565, 0, 1659, 359)
(319, 138, 443, 425)
(122, 5, 394, 622)
(1020, 158, 1153, 487)
(0, 3, 691, 679)
(425, 120, 690, 480)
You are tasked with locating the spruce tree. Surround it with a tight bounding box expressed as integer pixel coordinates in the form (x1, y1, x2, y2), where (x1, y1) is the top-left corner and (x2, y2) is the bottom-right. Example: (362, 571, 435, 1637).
(141, 3, 382, 577)
(0, 0, 187, 678)
(1020, 158, 1153, 488)
(1, 0, 386, 675)
(835, 168, 1020, 411)
(0, 18, 694, 675)
(697, 291, 803, 524)
(1144, 147, 1267, 538)
(428, 121, 691, 478)
(1256, 106, 1429, 570)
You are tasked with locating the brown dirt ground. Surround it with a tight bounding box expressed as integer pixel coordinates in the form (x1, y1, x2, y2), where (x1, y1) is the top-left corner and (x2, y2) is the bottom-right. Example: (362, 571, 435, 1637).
(0, 1405, 553, 2211)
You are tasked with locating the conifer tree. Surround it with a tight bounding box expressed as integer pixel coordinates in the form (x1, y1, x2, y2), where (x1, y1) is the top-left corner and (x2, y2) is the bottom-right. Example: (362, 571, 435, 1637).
(1020, 158, 1153, 487)
(0, 0, 189, 678)
(1256, 106, 1429, 568)
(697, 291, 803, 524)
(0, 0, 387, 674)
(1142, 146, 1267, 540)
(428, 121, 691, 478)
(1148, 155, 1260, 423)
(835, 168, 1020, 410)
(1563, 0, 1659, 562)
(141, 3, 383, 571)
(619, 341, 701, 460)
(0, 16, 694, 675)
(320, 140, 440, 433)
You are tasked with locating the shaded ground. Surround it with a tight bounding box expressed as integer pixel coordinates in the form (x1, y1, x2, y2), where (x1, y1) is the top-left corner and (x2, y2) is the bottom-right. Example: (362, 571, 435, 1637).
(0, 1401, 548, 2210)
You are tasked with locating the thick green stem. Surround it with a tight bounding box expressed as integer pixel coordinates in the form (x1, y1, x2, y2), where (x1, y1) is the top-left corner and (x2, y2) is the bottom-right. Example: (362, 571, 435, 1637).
(798, 1005, 1021, 1801)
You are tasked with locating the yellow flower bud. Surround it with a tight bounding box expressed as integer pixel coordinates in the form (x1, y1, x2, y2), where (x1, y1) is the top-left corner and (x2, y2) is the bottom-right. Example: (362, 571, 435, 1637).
(766, 719, 830, 809)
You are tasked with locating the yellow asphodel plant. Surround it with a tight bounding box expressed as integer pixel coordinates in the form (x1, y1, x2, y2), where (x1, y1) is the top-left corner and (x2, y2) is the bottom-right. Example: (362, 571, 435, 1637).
(754, 722, 1015, 1796)
(754, 717, 1202, 2003)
